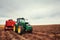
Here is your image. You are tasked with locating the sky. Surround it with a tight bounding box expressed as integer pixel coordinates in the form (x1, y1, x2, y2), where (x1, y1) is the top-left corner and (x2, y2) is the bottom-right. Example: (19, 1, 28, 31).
(0, 0, 60, 25)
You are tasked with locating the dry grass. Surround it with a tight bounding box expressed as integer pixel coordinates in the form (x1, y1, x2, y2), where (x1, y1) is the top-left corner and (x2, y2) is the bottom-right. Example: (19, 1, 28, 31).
(0, 25, 4, 30)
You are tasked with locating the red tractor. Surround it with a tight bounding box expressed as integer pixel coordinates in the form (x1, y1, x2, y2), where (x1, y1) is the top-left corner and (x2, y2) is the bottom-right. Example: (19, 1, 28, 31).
(4, 19, 16, 31)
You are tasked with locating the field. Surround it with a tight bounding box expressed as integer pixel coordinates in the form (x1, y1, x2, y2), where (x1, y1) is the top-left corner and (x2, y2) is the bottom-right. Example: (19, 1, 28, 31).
(0, 24, 60, 40)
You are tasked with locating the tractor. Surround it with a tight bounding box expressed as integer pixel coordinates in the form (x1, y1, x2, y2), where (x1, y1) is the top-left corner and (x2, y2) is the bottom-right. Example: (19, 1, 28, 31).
(4, 19, 16, 31)
(13, 18, 32, 35)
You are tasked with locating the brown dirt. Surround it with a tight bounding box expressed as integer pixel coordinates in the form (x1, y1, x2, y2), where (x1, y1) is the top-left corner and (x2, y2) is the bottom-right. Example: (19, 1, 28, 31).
(0, 24, 60, 40)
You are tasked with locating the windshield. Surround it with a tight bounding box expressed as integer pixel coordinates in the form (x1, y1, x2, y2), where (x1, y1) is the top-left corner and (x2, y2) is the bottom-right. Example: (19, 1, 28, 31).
(20, 19, 25, 23)
(26, 23, 30, 26)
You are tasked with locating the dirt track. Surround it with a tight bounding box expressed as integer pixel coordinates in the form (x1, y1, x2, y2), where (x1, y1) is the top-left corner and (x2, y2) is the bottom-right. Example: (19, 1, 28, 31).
(0, 24, 60, 40)
(0, 30, 55, 40)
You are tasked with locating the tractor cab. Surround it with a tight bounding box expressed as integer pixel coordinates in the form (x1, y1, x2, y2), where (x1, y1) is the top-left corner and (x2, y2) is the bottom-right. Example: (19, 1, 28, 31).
(17, 18, 25, 26)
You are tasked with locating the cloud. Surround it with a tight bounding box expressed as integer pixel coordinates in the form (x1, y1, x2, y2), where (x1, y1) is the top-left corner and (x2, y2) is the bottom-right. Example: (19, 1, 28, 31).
(0, 0, 60, 25)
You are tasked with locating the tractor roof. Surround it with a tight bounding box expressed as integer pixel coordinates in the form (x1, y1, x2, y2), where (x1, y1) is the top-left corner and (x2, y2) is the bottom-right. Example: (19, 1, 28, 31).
(17, 18, 25, 20)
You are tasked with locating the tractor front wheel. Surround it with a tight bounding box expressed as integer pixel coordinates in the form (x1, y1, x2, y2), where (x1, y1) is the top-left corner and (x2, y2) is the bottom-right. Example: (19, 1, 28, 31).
(13, 26, 15, 32)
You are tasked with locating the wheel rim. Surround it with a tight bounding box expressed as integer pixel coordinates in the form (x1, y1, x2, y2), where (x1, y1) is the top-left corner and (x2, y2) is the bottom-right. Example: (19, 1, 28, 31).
(13, 26, 15, 31)
(18, 26, 21, 33)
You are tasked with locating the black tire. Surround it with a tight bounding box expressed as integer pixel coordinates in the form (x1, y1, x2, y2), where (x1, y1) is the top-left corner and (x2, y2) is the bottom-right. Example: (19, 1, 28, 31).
(4, 29, 6, 31)
(29, 30, 32, 33)
(4, 29, 7, 31)
(15, 30, 18, 33)
(29, 28, 33, 33)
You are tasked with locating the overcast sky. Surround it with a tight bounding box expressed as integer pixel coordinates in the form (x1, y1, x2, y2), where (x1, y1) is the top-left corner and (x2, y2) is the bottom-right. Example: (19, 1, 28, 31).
(0, 0, 60, 25)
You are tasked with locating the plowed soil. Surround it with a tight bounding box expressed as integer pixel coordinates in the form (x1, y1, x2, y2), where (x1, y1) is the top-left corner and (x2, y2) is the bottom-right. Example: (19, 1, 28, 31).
(0, 24, 60, 40)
